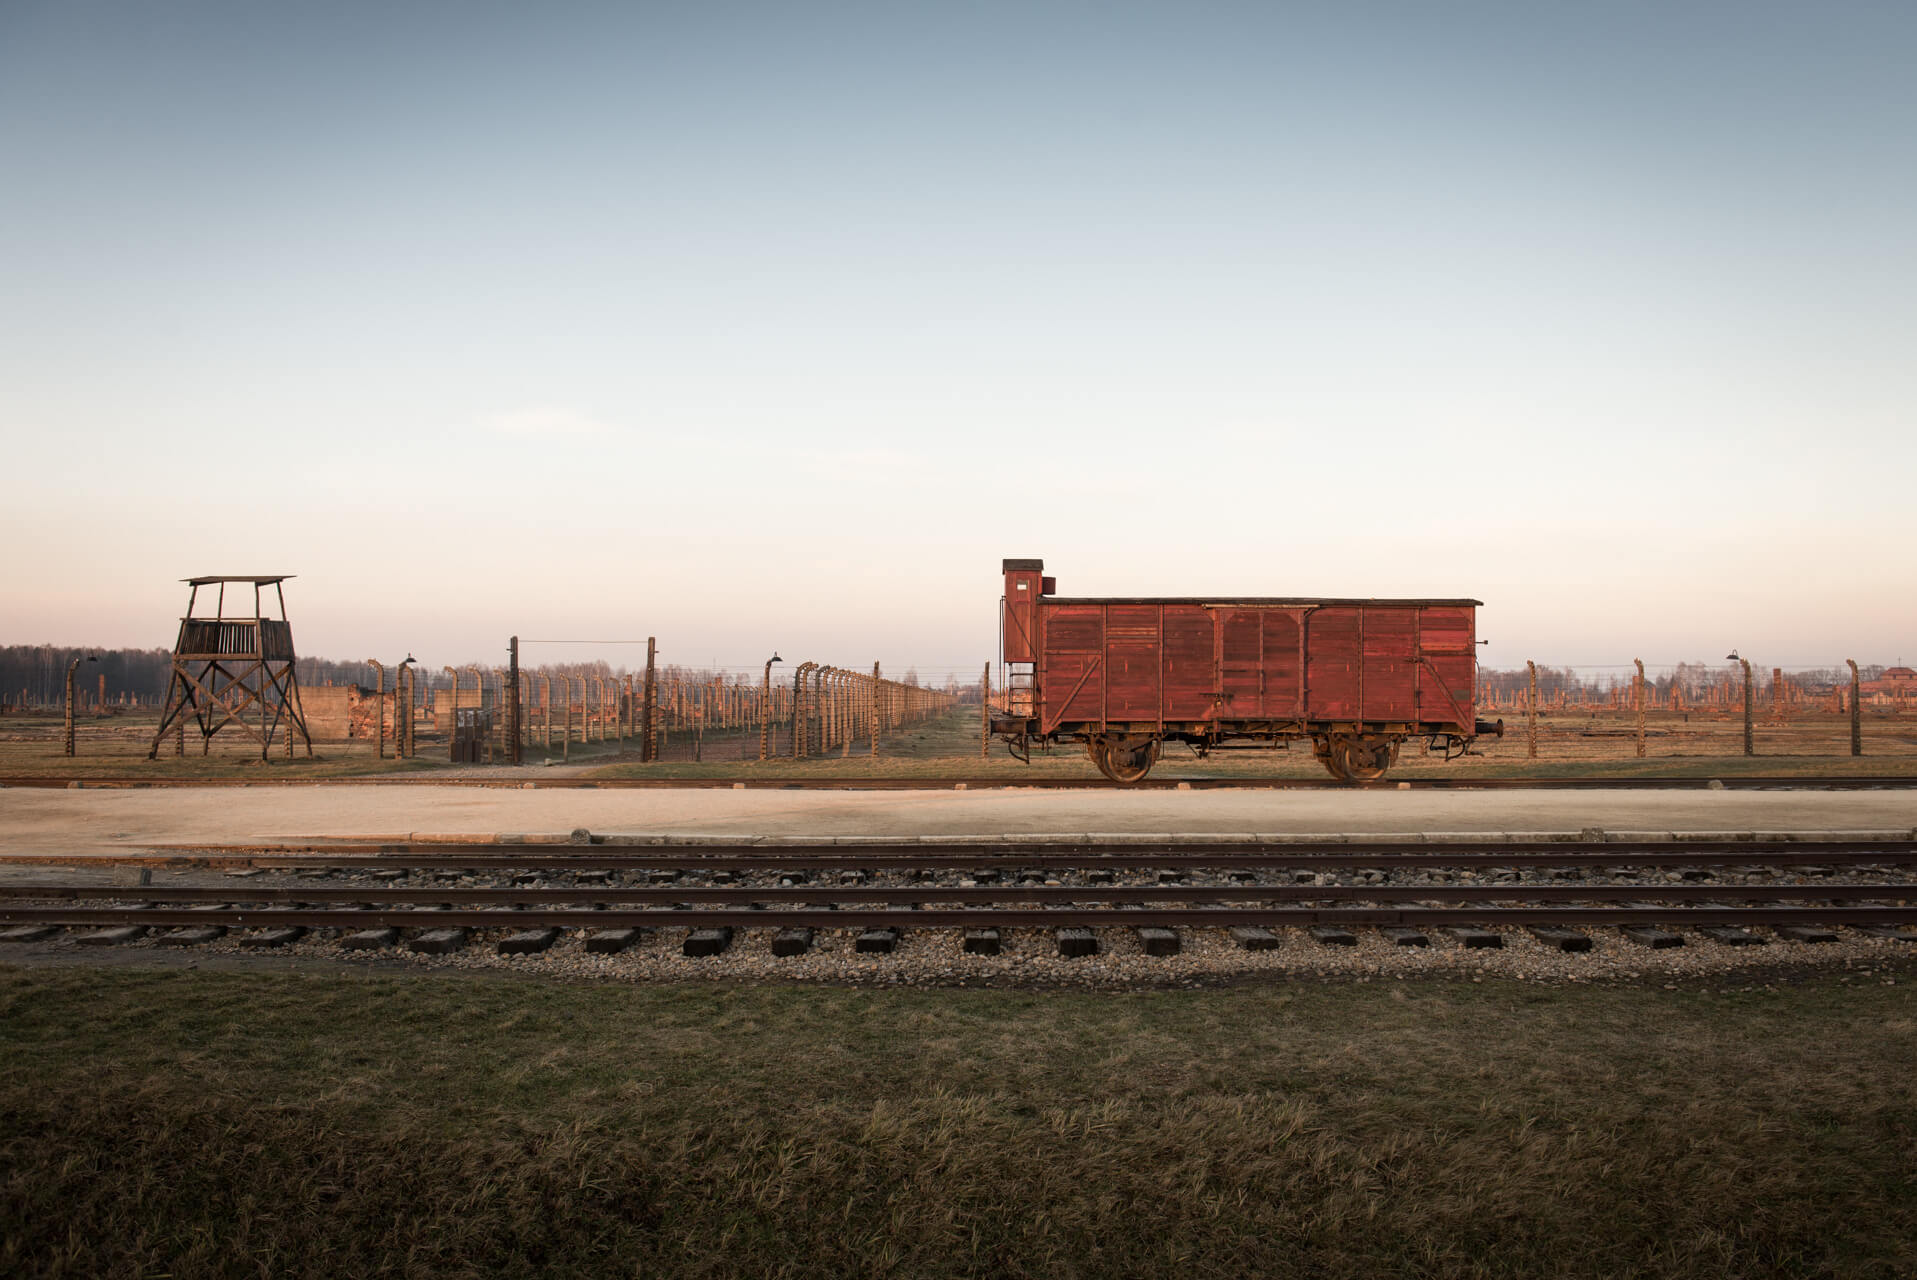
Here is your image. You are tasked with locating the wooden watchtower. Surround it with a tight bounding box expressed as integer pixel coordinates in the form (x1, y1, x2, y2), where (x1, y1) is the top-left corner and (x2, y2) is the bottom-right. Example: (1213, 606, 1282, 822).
(148, 576, 313, 760)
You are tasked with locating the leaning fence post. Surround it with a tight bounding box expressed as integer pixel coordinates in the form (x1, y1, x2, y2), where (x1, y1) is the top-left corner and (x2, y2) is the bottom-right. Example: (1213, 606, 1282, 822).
(1633, 658, 1646, 759)
(1526, 661, 1538, 759)
(1848, 659, 1862, 756)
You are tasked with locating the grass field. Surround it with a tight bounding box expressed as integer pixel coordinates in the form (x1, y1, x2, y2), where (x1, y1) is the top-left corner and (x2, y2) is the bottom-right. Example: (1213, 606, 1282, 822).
(3, 964, 1912, 1278)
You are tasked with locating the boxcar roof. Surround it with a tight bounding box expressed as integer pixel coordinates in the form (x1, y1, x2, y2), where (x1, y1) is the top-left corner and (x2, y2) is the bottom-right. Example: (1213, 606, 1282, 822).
(1042, 596, 1483, 608)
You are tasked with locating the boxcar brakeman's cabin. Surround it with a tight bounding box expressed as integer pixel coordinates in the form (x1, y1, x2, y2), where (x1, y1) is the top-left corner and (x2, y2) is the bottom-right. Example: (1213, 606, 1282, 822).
(990, 558, 1502, 783)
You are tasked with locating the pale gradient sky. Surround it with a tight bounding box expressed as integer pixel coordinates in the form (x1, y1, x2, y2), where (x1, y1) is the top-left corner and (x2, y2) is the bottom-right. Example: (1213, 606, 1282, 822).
(2, 0, 1913, 675)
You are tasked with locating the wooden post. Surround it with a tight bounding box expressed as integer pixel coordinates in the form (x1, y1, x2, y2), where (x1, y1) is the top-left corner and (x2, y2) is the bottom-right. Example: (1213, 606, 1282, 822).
(1848, 659, 1862, 756)
(870, 662, 881, 757)
(1526, 661, 1538, 760)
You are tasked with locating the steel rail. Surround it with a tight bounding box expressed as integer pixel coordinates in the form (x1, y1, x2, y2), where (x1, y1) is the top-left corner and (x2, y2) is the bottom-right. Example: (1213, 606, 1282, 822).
(123, 837, 1917, 873)
(7, 775, 1917, 792)
(5, 905, 1916, 929)
(4, 883, 1912, 906)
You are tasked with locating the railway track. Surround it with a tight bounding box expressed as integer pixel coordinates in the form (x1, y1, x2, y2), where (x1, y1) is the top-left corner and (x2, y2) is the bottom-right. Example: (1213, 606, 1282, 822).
(4, 836, 1915, 954)
(6, 774, 1917, 791)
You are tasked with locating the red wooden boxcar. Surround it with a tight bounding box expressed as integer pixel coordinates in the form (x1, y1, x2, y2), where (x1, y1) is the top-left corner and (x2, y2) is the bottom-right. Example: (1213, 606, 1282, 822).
(991, 558, 1501, 782)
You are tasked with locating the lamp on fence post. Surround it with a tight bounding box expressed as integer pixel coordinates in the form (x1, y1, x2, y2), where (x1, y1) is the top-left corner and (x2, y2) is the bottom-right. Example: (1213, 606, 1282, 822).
(1728, 651, 1753, 757)
(64, 655, 96, 757)
(791, 662, 816, 759)
(1847, 659, 1862, 757)
(397, 655, 417, 759)
(760, 654, 782, 762)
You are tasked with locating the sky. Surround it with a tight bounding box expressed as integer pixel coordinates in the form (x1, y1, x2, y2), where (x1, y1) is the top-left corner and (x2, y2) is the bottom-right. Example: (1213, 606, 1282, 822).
(2, 0, 1913, 678)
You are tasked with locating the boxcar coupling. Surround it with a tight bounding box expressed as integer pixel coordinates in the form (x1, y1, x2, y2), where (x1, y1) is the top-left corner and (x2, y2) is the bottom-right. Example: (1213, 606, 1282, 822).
(990, 558, 1504, 783)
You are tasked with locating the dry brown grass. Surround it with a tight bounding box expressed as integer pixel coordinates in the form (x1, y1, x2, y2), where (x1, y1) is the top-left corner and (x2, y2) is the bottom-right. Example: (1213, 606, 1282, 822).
(7, 703, 1917, 782)
(2, 965, 1913, 1277)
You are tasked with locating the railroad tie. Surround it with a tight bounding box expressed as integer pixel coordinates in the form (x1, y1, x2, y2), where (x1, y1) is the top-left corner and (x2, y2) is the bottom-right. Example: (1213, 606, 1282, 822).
(497, 927, 561, 956)
(1620, 924, 1684, 949)
(1857, 925, 1917, 943)
(1380, 927, 1429, 947)
(0, 925, 62, 944)
(1697, 926, 1765, 947)
(1444, 926, 1503, 949)
(341, 927, 401, 950)
(1230, 926, 1279, 951)
(1056, 927, 1098, 958)
(76, 926, 148, 946)
(1308, 925, 1357, 947)
(238, 927, 306, 949)
(771, 927, 814, 957)
(963, 927, 1001, 955)
(155, 927, 225, 946)
(407, 928, 468, 955)
(855, 928, 900, 955)
(1775, 924, 1839, 944)
(683, 927, 733, 958)
(1525, 926, 1592, 953)
(585, 927, 645, 955)
(1135, 926, 1180, 956)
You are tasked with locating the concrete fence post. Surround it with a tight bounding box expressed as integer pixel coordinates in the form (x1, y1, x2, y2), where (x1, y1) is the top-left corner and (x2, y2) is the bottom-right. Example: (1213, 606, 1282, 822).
(63, 659, 80, 757)
(981, 662, 991, 758)
(539, 675, 551, 751)
(1526, 660, 1538, 760)
(366, 659, 386, 759)
(642, 638, 657, 763)
(1633, 658, 1646, 759)
(1848, 659, 1862, 757)
(1741, 658, 1754, 757)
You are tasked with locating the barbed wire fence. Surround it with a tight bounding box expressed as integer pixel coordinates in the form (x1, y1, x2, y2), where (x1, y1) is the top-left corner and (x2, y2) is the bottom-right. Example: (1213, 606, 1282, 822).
(1476, 661, 1916, 759)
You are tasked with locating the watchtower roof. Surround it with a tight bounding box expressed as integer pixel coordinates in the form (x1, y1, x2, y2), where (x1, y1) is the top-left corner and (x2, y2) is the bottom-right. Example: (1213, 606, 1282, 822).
(181, 575, 295, 585)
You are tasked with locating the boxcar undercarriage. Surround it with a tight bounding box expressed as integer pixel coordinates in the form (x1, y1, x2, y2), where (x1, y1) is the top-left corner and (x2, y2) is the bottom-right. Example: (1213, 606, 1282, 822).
(992, 719, 1493, 783)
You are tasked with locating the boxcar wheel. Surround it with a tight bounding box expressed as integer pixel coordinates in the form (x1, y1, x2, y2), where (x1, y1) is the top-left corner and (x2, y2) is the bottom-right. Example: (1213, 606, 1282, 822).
(1337, 735, 1394, 782)
(1315, 736, 1349, 782)
(1092, 736, 1158, 784)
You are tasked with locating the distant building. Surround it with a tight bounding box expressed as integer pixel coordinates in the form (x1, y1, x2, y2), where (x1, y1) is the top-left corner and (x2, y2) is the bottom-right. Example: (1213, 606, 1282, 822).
(1861, 666, 1917, 704)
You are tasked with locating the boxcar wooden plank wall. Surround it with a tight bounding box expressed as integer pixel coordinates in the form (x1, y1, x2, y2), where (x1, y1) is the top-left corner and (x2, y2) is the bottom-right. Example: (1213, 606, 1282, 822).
(1032, 600, 1477, 734)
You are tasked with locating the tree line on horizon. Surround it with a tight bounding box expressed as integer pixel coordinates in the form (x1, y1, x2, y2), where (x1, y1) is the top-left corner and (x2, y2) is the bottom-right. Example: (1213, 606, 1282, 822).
(0, 646, 930, 707)
(4, 645, 1878, 709)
